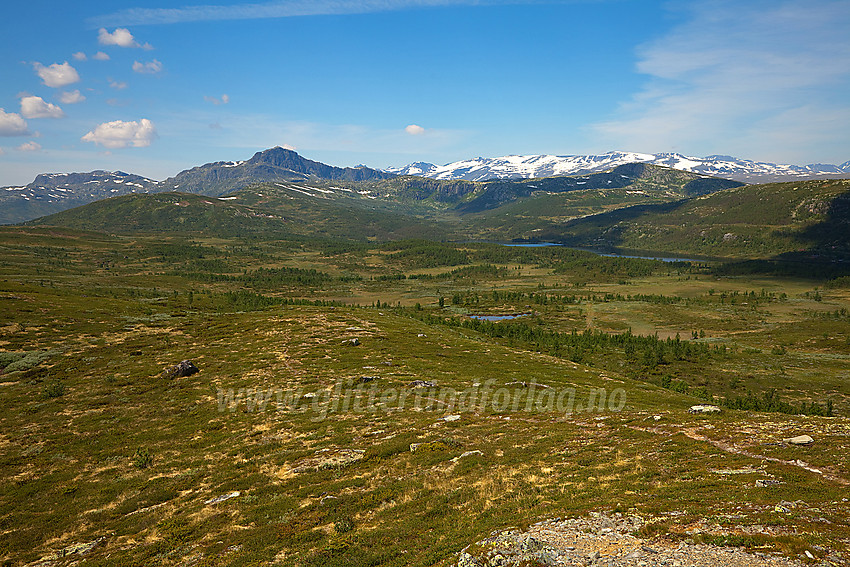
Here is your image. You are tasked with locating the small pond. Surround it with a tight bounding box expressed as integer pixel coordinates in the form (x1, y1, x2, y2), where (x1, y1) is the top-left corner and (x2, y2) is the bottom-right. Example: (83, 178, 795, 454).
(468, 313, 531, 321)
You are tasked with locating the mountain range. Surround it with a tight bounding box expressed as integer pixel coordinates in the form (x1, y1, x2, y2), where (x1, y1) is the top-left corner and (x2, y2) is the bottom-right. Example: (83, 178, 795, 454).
(386, 151, 850, 183)
(0, 147, 392, 224)
(387, 152, 850, 183)
(2, 147, 848, 225)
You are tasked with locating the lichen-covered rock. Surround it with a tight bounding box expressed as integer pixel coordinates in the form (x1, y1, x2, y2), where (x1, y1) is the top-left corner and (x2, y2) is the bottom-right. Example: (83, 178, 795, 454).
(783, 434, 814, 445)
(161, 360, 199, 379)
(457, 531, 559, 567)
(688, 404, 721, 414)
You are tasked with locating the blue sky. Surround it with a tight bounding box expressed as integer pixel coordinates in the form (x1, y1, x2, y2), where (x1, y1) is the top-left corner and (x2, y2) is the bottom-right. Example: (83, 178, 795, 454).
(1, 0, 849, 185)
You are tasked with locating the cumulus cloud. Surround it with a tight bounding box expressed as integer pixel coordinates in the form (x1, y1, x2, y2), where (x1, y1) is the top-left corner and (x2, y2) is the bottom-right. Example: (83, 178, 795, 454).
(204, 94, 230, 105)
(591, 0, 850, 163)
(0, 109, 30, 136)
(97, 27, 152, 49)
(109, 79, 128, 90)
(33, 61, 80, 88)
(405, 124, 426, 135)
(17, 141, 42, 152)
(93, 51, 111, 61)
(132, 59, 162, 74)
(20, 96, 65, 119)
(81, 118, 157, 148)
(59, 90, 86, 104)
(72, 52, 87, 61)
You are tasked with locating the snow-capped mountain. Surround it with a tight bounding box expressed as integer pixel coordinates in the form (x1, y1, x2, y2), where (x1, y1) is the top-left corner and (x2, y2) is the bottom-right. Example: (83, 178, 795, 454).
(387, 152, 850, 183)
(0, 171, 159, 224)
(0, 148, 395, 224)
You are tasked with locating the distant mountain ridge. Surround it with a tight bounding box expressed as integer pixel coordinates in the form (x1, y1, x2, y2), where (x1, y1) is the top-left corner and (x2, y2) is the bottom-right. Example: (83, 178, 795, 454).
(0, 170, 159, 225)
(3, 147, 848, 225)
(387, 151, 850, 183)
(0, 147, 395, 224)
(155, 146, 395, 196)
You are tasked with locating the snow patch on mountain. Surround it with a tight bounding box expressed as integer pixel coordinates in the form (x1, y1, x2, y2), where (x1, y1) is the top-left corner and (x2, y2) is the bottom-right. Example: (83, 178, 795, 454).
(387, 152, 850, 183)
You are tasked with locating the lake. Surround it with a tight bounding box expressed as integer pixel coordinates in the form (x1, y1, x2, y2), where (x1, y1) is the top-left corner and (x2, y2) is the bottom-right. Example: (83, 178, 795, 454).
(501, 242, 706, 263)
(468, 313, 531, 321)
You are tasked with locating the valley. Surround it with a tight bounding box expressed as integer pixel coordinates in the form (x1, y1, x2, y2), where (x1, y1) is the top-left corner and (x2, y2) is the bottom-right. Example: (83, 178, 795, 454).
(1, 212, 849, 565)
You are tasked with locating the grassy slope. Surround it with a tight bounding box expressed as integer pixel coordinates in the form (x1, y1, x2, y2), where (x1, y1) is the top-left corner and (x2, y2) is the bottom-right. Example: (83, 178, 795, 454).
(0, 228, 848, 566)
(552, 179, 850, 259)
(24, 166, 747, 248)
(26, 189, 458, 242)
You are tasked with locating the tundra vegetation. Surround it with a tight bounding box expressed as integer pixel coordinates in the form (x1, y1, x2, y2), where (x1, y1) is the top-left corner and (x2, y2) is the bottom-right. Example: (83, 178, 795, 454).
(1, 175, 849, 566)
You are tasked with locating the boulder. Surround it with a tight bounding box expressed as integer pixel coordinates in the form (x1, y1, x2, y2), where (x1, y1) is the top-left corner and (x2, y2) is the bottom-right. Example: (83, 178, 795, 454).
(204, 491, 241, 505)
(688, 405, 721, 414)
(783, 434, 814, 445)
(161, 360, 199, 379)
(410, 379, 436, 388)
(452, 450, 483, 462)
(347, 338, 360, 346)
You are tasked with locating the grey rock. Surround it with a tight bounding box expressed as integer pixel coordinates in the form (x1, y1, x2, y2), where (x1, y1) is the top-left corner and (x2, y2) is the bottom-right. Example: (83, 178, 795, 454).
(688, 404, 721, 414)
(452, 450, 483, 462)
(161, 360, 199, 379)
(410, 379, 436, 388)
(204, 490, 240, 505)
(783, 434, 814, 445)
(45, 536, 106, 560)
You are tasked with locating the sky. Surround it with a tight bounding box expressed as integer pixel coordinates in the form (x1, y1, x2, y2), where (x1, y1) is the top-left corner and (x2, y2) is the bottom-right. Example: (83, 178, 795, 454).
(1, 0, 849, 185)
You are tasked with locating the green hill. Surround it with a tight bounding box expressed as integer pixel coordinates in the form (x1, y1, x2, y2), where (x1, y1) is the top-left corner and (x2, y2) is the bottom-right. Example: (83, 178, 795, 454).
(547, 178, 850, 260)
(25, 164, 743, 246)
(25, 188, 456, 242)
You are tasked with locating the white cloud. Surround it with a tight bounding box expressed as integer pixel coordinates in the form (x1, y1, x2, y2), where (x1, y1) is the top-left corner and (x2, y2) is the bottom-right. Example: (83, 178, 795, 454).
(93, 51, 111, 61)
(92, 0, 526, 26)
(20, 96, 65, 119)
(81, 118, 157, 148)
(0, 109, 30, 136)
(72, 52, 87, 61)
(591, 0, 850, 163)
(59, 90, 86, 104)
(33, 61, 80, 88)
(204, 94, 230, 105)
(109, 79, 128, 90)
(405, 124, 425, 135)
(132, 59, 162, 74)
(97, 27, 151, 49)
(17, 141, 42, 152)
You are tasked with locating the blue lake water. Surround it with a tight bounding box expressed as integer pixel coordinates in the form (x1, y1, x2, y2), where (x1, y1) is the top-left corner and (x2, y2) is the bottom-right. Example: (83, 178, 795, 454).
(502, 243, 562, 248)
(468, 313, 530, 321)
(501, 242, 704, 263)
